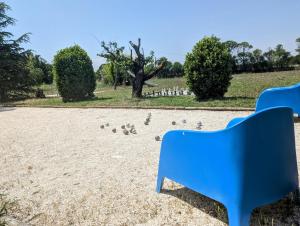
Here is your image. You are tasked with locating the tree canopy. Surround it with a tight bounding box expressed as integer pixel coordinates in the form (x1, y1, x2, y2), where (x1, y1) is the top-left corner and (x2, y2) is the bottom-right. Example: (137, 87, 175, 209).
(0, 2, 35, 101)
(98, 41, 130, 88)
(27, 53, 53, 84)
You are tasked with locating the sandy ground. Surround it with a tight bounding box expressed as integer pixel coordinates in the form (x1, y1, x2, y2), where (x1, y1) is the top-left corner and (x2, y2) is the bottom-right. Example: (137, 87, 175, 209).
(0, 107, 300, 226)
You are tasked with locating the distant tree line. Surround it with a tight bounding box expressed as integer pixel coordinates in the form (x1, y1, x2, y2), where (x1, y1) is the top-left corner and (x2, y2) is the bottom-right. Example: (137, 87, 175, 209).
(224, 39, 300, 73)
(155, 58, 184, 78)
(96, 37, 300, 98)
(97, 38, 300, 83)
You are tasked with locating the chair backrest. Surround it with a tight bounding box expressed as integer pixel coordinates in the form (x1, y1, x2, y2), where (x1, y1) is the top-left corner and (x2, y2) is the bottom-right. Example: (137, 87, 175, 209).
(256, 83, 300, 112)
(230, 107, 298, 208)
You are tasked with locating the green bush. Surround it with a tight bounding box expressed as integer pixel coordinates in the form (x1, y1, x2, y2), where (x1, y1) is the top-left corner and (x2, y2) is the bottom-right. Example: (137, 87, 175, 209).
(184, 36, 232, 100)
(53, 45, 96, 101)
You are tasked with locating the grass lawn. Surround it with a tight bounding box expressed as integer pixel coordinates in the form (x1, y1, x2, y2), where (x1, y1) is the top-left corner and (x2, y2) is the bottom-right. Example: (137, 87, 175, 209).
(5, 70, 300, 108)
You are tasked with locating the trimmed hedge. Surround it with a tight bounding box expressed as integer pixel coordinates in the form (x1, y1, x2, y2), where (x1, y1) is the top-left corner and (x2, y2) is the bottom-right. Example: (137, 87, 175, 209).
(184, 36, 232, 100)
(53, 45, 96, 102)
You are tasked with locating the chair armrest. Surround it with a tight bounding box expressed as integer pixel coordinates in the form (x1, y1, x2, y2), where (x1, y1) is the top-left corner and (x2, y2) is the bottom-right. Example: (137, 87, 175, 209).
(256, 85, 300, 112)
(226, 117, 246, 128)
(160, 129, 238, 170)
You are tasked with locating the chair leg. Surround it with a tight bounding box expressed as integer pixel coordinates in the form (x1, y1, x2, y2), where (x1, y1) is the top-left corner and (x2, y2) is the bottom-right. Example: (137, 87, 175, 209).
(227, 206, 251, 226)
(156, 175, 165, 193)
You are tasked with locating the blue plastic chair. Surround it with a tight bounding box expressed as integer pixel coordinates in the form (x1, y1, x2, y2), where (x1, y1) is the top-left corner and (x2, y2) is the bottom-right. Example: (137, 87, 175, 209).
(156, 107, 298, 226)
(256, 83, 300, 116)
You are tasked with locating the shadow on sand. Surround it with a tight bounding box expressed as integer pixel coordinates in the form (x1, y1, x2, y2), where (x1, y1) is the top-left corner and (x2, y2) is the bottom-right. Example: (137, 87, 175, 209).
(162, 187, 300, 225)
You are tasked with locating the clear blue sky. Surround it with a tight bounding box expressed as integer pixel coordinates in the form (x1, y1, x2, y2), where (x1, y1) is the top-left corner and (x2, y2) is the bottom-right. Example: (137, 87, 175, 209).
(5, 0, 300, 69)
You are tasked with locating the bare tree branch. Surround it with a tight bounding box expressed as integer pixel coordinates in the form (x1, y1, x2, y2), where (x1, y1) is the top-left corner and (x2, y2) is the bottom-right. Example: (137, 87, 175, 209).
(127, 70, 135, 78)
(98, 42, 117, 60)
(144, 81, 158, 87)
(129, 39, 144, 62)
(137, 38, 141, 49)
(144, 63, 165, 81)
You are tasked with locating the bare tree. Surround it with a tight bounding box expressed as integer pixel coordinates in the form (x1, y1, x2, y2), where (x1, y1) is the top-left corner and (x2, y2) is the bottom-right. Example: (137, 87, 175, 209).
(128, 38, 165, 98)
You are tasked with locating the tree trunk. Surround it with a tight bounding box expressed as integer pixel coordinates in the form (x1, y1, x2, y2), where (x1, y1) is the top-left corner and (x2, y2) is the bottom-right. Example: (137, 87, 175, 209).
(132, 72, 144, 98)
